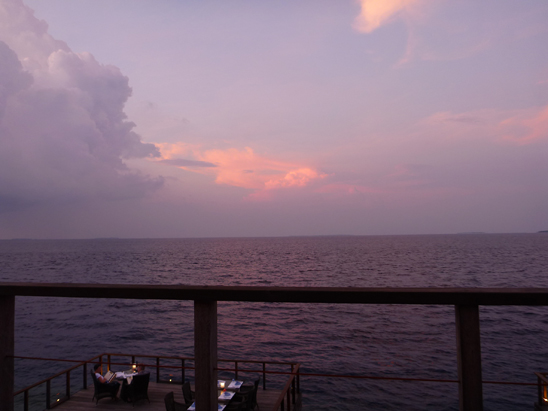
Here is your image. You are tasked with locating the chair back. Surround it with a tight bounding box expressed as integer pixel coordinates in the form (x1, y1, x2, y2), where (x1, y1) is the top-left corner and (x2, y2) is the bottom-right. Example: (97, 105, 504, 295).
(90, 370, 99, 390)
(132, 372, 150, 389)
(239, 378, 259, 410)
(129, 372, 150, 403)
(164, 391, 176, 411)
(249, 384, 258, 410)
(182, 381, 194, 405)
(90, 369, 117, 404)
(224, 400, 245, 411)
(244, 379, 259, 410)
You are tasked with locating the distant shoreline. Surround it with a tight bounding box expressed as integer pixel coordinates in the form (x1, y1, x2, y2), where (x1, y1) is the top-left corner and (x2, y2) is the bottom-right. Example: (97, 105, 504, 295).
(2, 232, 547, 241)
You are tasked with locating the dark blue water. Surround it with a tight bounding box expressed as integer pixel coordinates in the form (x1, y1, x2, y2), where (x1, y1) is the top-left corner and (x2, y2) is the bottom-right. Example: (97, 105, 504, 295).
(1, 234, 548, 410)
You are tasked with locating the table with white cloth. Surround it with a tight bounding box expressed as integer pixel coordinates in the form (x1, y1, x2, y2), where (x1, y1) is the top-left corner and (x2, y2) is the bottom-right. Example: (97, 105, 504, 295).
(187, 380, 244, 411)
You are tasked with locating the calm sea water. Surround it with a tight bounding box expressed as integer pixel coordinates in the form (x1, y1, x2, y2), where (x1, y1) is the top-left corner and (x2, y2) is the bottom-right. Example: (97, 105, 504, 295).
(1, 234, 548, 411)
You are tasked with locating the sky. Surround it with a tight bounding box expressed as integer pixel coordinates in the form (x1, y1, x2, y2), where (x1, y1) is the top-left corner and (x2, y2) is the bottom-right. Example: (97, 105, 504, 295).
(0, 0, 547, 239)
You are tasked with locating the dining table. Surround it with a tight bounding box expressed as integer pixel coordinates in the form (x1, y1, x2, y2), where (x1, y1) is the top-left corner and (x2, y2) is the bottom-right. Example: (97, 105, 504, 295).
(187, 380, 244, 411)
(115, 369, 138, 381)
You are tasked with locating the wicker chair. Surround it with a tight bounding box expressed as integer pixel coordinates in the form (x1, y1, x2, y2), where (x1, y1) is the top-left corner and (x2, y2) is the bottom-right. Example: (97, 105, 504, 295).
(182, 381, 195, 406)
(224, 400, 246, 411)
(237, 378, 260, 411)
(90, 370, 119, 404)
(164, 391, 188, 411)
(126, 372, 150, 406)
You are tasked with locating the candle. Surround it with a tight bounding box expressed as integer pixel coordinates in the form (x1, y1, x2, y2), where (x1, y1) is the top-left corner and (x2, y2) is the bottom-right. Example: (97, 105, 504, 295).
(219, 381, 225, 389)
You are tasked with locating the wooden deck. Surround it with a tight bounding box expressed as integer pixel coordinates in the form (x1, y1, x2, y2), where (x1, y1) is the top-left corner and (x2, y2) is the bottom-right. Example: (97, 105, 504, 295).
(56, 382, 292, 411)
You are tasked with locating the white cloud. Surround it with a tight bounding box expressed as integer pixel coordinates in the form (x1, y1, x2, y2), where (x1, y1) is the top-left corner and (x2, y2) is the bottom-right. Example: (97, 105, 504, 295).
(0, 0, 163, 212)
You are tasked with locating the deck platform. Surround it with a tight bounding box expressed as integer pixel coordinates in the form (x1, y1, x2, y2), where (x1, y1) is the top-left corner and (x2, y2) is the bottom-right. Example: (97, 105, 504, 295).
(55, 382, 296, 411)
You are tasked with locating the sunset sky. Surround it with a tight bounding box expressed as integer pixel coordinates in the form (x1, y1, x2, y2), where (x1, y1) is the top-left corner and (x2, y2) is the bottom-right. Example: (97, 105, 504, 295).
(0, 0, 547, 239)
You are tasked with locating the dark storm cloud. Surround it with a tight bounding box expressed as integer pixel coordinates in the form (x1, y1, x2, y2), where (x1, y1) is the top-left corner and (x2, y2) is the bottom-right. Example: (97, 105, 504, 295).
(158, 158, 217, 168)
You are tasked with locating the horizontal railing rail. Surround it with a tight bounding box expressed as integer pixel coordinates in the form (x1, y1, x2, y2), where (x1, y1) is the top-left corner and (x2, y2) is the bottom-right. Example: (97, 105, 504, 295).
(2, 282, 548, 305)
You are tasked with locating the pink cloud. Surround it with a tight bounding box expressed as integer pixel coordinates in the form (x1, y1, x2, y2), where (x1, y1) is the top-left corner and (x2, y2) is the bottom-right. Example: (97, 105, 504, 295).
(422, 106, 548, 145)
(353, 0, 423, 34)
(264, 168, 324, 190)
(154, 144, 326, 197)
(499, 106, 548, 144)
(353, 1, 524, 65)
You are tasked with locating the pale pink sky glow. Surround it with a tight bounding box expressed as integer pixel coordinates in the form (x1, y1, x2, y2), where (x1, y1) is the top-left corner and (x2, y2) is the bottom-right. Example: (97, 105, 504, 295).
(0, 0, 546, 238)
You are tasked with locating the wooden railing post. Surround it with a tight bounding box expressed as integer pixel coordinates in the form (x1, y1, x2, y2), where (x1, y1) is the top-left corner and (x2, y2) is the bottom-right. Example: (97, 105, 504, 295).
(455, 304, 483, 411)
(0, 295, 15, 411)
(194, 300, 217, 411)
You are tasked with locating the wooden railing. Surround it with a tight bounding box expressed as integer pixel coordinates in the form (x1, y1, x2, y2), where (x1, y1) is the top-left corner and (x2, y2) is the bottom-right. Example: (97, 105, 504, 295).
(3, 282, 548, 411)
(12, 352, 300, 411)
(13, 354, 101, 411)
(272, 363, 300, 411)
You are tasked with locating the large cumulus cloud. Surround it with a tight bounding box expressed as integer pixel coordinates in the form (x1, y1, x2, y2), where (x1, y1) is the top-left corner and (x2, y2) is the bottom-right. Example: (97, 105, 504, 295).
(0, 0, 163, 212)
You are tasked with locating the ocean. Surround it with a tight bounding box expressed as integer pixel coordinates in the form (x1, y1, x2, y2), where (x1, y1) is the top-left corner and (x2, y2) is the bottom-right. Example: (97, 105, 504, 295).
(1, 233, 548, 411)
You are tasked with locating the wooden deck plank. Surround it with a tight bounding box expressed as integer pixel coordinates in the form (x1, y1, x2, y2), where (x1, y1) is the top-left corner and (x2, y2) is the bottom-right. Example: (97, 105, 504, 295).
(54, 382, 283, 411)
